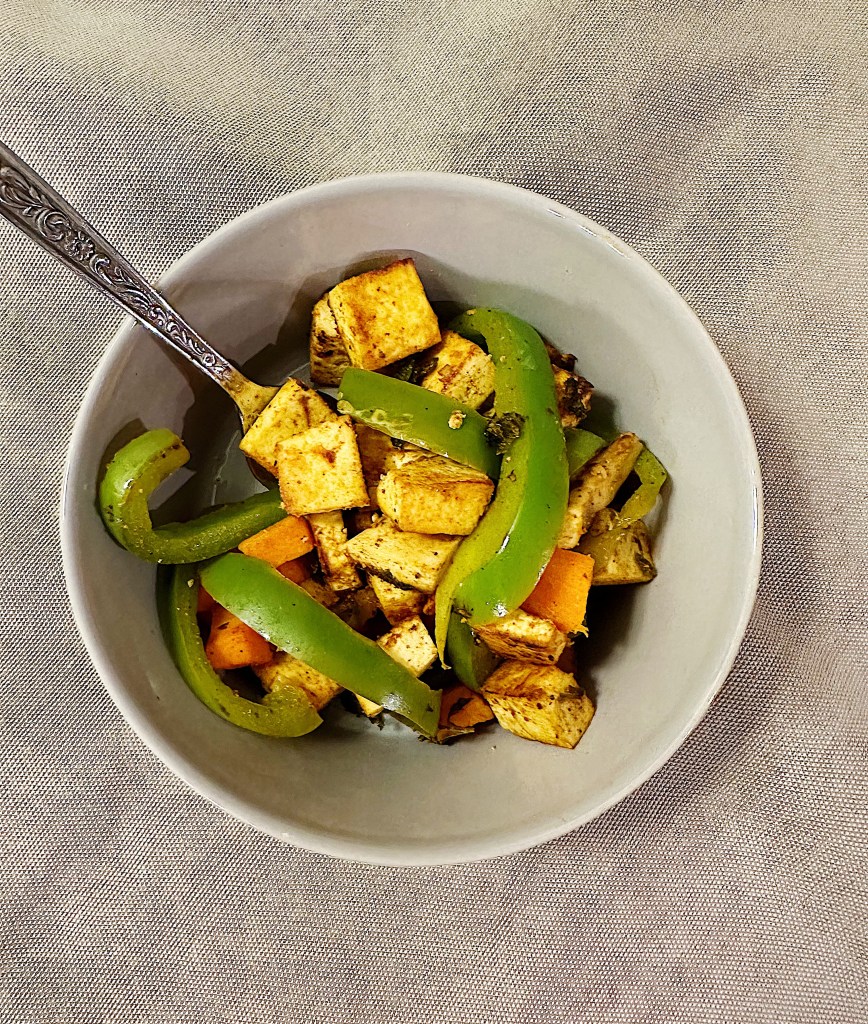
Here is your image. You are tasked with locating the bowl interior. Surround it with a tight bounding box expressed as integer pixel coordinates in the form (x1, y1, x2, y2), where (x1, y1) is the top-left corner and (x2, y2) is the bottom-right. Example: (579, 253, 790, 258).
(62, 174, 761, 865)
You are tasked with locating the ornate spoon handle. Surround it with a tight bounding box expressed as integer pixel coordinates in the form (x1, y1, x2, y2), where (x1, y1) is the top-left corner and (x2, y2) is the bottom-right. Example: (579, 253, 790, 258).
(0, 141, 276, 431)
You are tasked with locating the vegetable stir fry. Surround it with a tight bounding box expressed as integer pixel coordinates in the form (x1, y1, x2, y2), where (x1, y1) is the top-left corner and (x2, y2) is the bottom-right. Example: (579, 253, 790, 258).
(99, 258, 667, 747)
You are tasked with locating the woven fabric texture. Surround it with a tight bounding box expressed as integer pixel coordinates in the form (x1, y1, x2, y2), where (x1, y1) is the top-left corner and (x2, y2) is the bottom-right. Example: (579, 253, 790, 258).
(1, 2, 865, 1021)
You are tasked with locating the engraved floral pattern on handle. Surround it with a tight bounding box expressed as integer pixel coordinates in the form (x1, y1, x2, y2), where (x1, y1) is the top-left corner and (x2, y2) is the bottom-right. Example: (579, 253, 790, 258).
(0, 157, 229, 379)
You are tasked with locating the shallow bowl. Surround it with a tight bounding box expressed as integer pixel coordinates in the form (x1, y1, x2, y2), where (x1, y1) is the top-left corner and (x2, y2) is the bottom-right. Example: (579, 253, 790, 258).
(62, 173, 762, 865)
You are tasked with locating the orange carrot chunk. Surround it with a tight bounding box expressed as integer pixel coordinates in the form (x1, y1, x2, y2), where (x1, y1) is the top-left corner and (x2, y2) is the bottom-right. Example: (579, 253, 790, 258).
(238, 514, 314, 567)
(277, 557, 311, 584)
(205, 605, 273, 670)
(522, 548, 594, 636)
(196, 585, 216, 616)
(438, 684, 494, 730)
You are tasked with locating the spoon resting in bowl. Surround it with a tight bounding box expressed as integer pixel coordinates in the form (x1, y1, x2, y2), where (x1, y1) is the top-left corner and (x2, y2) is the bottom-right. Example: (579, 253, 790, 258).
(0, 141, 278, 438)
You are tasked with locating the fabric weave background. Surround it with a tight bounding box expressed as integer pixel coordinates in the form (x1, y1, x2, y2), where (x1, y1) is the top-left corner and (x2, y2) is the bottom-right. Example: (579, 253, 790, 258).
(1, 2, 865, 1021)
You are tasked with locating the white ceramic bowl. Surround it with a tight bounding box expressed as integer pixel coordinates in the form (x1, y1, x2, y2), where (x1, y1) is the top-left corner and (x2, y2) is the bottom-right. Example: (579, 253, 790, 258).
(61, 173, 762, 865)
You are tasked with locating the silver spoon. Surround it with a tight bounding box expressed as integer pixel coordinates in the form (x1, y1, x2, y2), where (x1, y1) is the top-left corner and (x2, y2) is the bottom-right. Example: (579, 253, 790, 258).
(0, 142, 279, 438)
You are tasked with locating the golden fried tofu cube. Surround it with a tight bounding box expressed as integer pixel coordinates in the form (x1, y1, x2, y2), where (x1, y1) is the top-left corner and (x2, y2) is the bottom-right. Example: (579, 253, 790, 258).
(482, 661, 594, 748)
(255, 651, 342, 711)
(553, 367, 594, 428)
(557, 432, 644, 548)
(369, 574, 426, 625)
(418, 330, 495, 409)
(579, 508, 657, 585)
(326, 258, 440, 370)
(354, 423, 398, 488)
(345, 519, 460, 594)
(309, 296, 351, 386)
(377, 615, 438, 676)
(356, 695, 384, 718)
(240, 378, 336, 476)
(376, 455, 494, 535)
(277, 416, 368, 516)
(355, 616, 437, 718)
(306, 510, 362, 592)
(475, 609, 568, 665)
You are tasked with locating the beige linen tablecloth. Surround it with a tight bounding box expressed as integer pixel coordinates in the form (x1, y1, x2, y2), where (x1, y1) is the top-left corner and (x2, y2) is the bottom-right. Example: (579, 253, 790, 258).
(1, 2, 865, 1021)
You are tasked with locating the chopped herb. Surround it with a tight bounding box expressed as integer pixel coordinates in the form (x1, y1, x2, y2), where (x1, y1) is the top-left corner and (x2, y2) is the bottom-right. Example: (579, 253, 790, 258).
(558, 374, 593, 424)
(484, 412, 526, 454)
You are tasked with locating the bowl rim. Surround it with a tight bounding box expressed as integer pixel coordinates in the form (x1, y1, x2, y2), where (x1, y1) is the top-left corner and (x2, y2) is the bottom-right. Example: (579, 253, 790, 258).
(60, 171, 764, 865)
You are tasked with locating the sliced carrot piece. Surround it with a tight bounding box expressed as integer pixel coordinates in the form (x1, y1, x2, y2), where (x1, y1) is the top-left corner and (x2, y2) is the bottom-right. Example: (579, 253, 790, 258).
(522, 548, 594, 635)
(277, 557, 311, 584)
(196, 585, 216, 616)
(205, 605, 273, 670)
(238, 514, 314, 567)
(438, 684, 494, 730)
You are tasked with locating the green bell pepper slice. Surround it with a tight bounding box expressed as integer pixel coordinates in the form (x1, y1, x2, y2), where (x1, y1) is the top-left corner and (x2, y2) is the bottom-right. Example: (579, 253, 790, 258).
(336, 367, 501, 479)
(434, 309, 569, 659)
(618, 447, 668, 524)
(159, 563, 323, 737)
(446, 613, 499, 691)
(99, 428, 285, 563)
(200, 553, 441, 736)
(564, 427, 606, 479)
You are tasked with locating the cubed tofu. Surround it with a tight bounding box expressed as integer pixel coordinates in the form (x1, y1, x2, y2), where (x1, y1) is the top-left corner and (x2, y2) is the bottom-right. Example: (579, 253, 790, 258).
(557, 432, 644, 548)
(376, 455, 494, 535)
(309, 296, 351, 386)
(277, 416, 369, 515)
(356, 695, 384, 718)
(240, 378, 335, 476)
(553, 367, 594, 428)
(357, 616, 437, 718)
(306, 510, 362, 591)
(418, 329, 495, 409)
(345, 519, 460, 594)
(475, 609, 567, 665)
(326, 258, 440, 370)
(354, 423, 399, 488)
(255, 651, 341, 711)
(482, 661, 595, 748)
(579, 508, 657, 585)
(369, 574, 426, 625)
(377, 616, 438, 676)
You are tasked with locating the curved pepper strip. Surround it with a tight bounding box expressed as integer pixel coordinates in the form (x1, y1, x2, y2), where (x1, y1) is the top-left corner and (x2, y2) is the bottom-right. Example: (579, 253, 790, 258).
(200, 553, 441, 736)
(159, 564, 322, 737)
(337, 368, 501, 480)
(618, 448, 668, 524)
(99, 428, 285, 563)
(564, 427, 605, 479)
(434, 309, 568, 660)
(446, 613, 499, 692)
